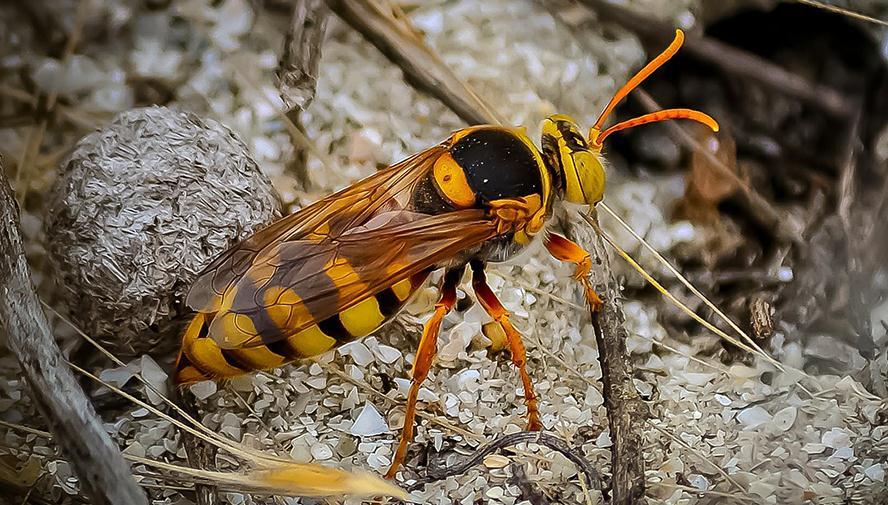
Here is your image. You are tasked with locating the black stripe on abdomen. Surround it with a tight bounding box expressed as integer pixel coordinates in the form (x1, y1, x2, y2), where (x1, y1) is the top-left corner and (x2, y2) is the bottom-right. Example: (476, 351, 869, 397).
(318, 316, 352, 342)
(376, 288, 403, 318)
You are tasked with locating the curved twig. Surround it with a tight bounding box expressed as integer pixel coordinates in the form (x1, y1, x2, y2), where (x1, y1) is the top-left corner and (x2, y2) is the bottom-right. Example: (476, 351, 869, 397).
(0, 158, 148, 504)
(407, 431, 602, 493)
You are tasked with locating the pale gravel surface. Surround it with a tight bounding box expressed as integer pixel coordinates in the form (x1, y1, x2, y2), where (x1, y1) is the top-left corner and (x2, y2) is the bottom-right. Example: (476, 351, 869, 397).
(1, 1, 886, 504)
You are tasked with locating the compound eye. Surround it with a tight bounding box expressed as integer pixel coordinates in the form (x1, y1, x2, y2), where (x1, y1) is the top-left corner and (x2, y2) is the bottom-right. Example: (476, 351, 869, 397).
(557, 121, 588, 151)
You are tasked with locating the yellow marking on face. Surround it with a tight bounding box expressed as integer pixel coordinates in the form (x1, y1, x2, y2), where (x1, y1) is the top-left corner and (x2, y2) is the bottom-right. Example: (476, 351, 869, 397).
(287, 325, 337, 357)
(543, 115, 607, 206)
(339, 296, 386, 337)
(184, 338, 243, 378)
(572, 151, 606, 205)
(391, 279, 414, 301)
(433, 153, 476, 208)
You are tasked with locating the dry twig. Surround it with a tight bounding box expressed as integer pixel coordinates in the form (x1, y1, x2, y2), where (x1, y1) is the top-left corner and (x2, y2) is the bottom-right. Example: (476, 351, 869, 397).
(575, 0, 852, 118)
(277, 0, 329, 111)
(328, 2, 646, 501)
(634, 89, 804, 245)
(407, 431, 601, 493)
(326, 0, 501, 125)
(170, 387, 218, 505)
(0, 159, 148, 505)
(277, 0, 330, 190)
(561, 209, 648, 505)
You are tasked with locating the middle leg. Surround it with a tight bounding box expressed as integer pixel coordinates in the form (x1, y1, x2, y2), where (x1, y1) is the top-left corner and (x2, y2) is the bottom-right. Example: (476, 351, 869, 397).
(469, 259, 542, 431)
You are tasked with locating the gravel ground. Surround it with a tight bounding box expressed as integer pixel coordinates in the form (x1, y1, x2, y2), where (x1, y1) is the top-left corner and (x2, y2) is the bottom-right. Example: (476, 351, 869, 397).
(1, 1, 886, 504)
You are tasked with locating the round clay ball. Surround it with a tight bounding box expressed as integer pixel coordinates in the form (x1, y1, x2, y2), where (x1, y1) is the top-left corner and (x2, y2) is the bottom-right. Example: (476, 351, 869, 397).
(46, 106, 282, 357)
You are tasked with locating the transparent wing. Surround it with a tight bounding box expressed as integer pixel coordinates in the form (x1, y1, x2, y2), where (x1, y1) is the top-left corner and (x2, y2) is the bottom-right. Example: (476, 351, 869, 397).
(186, 145, 447, 313)
(208, 208, 498, 349)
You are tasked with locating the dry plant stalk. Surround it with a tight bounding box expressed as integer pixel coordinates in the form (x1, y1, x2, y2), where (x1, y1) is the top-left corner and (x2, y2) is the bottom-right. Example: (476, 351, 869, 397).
(277, 0, 329, 111)
(277, 0, 330, 189)
(575, 0, 851, 117)
(328, 1, 646, 501)
(0, 158, 148, 505)
(327, 0, 502, 125)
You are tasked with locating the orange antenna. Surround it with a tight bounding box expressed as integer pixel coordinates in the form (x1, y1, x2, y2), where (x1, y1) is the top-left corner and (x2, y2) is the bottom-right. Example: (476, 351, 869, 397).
(588, 29, 719, 147)
(596, 108, 719, 146)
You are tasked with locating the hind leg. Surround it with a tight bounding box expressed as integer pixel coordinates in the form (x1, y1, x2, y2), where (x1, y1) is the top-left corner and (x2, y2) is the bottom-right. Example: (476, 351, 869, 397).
(385, 267, 462, 479)
(470, 260, 542, 431)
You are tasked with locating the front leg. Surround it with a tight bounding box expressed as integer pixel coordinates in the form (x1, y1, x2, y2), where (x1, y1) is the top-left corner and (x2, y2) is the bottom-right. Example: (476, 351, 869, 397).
(470, 260, 542, 431)
(544, 233, 603, 311)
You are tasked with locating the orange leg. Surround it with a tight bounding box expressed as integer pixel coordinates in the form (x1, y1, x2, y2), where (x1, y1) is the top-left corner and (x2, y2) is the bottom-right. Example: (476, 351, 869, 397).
(544, 233, 603, 311)
(385, 268, 461, 479)
(470, 260, 542, 432)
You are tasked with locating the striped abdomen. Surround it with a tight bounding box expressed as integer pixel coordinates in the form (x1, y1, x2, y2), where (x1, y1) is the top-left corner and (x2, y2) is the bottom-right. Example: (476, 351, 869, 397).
(174, 273, 428, 384)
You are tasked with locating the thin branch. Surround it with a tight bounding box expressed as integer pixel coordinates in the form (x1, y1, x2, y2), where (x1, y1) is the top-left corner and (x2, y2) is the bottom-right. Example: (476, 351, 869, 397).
(277, 0, 330, 190)
(634, 89, 804, 245)
(0, 158, 148, 505)
(326, 0, 501, 125)
(563, 208, 648, 505)
(575, 0, 852, 118)
(794, 0, 888, 27)
(277, 0, 329, 111)
(407, 431, 601, 493)
(170, 387, 218, 505)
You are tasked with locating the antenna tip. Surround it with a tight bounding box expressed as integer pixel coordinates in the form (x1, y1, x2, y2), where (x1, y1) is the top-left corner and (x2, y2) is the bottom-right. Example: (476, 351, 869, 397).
(704, 115, 720, 133)
(673, 29, 685, 44)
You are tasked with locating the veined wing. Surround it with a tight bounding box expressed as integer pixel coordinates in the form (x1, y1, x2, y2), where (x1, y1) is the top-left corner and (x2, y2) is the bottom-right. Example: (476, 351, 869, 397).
(206, 208, 499, 349)
(186, 145, 448, 314)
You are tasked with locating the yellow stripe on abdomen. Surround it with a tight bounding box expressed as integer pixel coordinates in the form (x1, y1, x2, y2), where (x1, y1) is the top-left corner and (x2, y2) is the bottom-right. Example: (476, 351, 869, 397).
(339, 297, 386, 337)
(285, 324, 338, 357)
(183, 332, 246, 379)
(175, 272, 429, 383)
(226, 345, 286, 371)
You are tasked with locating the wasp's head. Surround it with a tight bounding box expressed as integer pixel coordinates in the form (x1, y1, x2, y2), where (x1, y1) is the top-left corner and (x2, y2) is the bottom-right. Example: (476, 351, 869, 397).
(542, 29, 719, 208)
(542, 114, 607, 206)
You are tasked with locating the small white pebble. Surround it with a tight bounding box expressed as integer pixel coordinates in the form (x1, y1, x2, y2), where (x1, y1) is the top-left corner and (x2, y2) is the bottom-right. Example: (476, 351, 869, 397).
(311, 443, 333, 461)
(777, 266, 794, 282)
(738, 406, 771, 429)
(689, 474, 709, 491)
(714, 394, 732, 406)
(484, 454, 510, 469)
(340, 342, 374, 366)
(864, 464, 885, 482)
(374, 344, 402, 364)
(485, 486, 505, 499)
(833, 447, 854, 460)
(189, 381, 218, 401)
(771, 406, 797, 432)
(822, 428, 851, 449)
(350, 402, 389, 437)
(803, 443, 826, 454)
